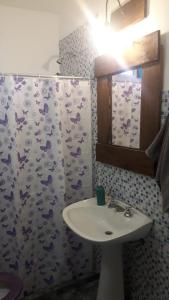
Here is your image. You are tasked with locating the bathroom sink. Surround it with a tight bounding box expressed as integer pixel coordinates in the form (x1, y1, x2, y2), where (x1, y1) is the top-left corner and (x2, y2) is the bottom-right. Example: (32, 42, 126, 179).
(63, 197, 152, 300)
(62, 197, 152, 244)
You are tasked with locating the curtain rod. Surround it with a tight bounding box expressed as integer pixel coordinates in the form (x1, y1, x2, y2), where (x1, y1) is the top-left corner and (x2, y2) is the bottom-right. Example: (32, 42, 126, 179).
(0, 73, 92, 80)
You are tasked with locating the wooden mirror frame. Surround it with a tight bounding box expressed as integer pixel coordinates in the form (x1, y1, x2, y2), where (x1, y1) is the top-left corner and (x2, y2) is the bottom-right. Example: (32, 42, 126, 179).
(95, 30, 162, 176)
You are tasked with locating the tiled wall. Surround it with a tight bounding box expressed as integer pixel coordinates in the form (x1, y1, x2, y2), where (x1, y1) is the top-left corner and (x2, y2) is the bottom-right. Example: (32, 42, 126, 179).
(59, 24, 169, 300)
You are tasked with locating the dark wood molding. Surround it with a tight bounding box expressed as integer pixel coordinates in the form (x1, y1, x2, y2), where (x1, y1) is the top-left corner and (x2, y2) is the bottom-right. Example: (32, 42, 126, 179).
(97, 77, 112, 144)
(111, 0, 147, 31)
(96, 143, 155, 176)
(95, 30, 162, 176)
(140, 60, 162, 149)
(95, 30, 160, 78)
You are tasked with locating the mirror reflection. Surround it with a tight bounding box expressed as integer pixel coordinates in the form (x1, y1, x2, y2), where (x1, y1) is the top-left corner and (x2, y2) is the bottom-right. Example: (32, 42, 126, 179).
(112, 68, 142, 149)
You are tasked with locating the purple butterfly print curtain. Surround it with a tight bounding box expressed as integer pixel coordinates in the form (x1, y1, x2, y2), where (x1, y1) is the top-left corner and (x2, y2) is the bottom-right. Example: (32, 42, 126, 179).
(112, 80, 141, 148)
(0, 76, 93, 298)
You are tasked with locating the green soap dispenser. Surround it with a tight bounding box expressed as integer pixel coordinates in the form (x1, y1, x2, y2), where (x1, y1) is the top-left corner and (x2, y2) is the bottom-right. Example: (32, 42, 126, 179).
(96, 185, 105, 206)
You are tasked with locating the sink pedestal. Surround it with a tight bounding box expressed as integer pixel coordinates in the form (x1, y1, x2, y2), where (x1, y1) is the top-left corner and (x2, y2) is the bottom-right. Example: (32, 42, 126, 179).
(97, 244, 124, 300)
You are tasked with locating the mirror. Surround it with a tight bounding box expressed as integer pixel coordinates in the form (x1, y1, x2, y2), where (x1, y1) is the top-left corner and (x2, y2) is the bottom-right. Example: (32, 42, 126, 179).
(111, 68, 142, 148)
(95, 31, 162, 176)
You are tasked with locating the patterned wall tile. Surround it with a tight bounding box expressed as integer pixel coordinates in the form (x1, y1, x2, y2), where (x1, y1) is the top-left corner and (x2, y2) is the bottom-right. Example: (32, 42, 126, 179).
(59, 24, 169, 299)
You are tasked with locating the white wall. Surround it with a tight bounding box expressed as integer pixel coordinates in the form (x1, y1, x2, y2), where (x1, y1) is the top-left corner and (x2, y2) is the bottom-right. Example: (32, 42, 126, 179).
(57, 0, 169, 90)
(0, 0, 169, 89)
(0, 0, 129, 40)
(58, 0, 129, 39)
(148, 0, 169, 90)
(0, 5, 59, 75)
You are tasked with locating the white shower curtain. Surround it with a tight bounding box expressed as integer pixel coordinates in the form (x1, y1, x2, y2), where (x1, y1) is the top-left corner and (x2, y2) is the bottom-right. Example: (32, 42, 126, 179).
(112, 80, 141, 148)
(0, 75, 93, 298)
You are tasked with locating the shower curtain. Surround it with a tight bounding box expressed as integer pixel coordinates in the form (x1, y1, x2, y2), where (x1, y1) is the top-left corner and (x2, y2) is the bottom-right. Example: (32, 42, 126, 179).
(112, 80, 141, 148)
(0, 75, 93, 298)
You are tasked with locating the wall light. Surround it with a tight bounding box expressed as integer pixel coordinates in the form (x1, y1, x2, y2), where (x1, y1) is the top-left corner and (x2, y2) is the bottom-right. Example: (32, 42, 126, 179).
(87, 0, 156, 61)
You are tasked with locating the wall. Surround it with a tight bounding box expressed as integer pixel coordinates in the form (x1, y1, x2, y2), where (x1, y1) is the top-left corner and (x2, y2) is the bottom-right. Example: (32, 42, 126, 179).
(148, 0, 169, 90)
(0, 5, 59, 75)
(0, 0, 129, 40)
(59, 1, 169, 299)
(59, 0, 169, 88)
(1, 0, 169, 78)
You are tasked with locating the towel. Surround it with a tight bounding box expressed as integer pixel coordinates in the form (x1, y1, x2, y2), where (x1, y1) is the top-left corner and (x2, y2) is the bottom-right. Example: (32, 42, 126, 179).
(146, 114, 169, 212)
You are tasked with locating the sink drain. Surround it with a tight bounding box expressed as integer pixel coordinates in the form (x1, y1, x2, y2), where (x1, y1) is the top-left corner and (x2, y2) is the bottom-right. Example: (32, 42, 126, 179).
(105, 231, 113, 235)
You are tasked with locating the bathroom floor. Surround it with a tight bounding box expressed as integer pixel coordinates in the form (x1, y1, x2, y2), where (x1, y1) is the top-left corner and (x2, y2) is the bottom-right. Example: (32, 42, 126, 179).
(36, 278, 98, 300)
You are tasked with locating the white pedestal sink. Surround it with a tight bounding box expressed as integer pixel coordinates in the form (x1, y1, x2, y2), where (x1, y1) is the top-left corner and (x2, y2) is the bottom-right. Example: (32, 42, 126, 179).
(63, 198, 152, 300)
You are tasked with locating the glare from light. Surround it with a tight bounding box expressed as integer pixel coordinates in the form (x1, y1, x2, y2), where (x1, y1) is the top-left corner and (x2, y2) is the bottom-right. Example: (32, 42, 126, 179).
(92, 17, 156, 54)
(121, 17, 157, 43)
(74, 1, 127, 64)
(86, 14, 129, 66)
(75, 0, 157, 65)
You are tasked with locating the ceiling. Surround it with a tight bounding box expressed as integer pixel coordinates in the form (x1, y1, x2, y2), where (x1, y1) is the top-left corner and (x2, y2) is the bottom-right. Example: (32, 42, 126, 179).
(0, 0, 105, 15)
(0, 0, 62, 14)
(0, 0, 128, 38)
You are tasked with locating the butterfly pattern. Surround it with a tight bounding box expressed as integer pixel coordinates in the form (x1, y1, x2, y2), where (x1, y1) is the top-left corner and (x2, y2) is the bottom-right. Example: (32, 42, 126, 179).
(0, 76, 93, 299)
(112, 80, 141, 148)
(59, 23, 169, 300)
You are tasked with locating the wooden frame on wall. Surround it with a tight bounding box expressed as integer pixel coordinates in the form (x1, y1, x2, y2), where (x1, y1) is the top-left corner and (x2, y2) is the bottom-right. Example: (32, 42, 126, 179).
(95, 30, 162, 176)
(110, 0, 147, 31)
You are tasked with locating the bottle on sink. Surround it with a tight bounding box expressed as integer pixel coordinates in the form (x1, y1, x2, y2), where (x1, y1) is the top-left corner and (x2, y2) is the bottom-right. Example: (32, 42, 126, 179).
(96, 182, 105, 206)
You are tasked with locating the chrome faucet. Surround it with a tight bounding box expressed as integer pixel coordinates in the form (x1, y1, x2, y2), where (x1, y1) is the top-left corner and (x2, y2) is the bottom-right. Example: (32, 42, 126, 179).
(108, 201, 116, 208)
(106, 195, 116, 208)
(124, 206, 133, 217)
(107, 195, 133, 216)
(107, 197, 125, 212)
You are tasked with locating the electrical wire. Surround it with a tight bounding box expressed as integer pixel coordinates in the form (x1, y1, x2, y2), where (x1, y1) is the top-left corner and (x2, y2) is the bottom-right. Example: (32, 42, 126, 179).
(117, 0, 122, 9)
(117, 0, 125, 16)
(106, 0, 125, 25)
(105, 0, 109, 24)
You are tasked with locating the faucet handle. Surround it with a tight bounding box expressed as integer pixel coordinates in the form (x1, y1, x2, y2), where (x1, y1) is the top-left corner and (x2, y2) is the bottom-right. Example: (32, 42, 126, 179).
(124, 206, 133, 217)
(108, 201, 116, 208)
(106, 195, 115, 208)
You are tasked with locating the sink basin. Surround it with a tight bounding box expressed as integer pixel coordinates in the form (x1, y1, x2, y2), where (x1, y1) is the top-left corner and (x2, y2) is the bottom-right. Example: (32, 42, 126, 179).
(63, 197, 152, 300)
(63, 197, 152, 243)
